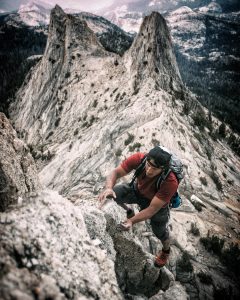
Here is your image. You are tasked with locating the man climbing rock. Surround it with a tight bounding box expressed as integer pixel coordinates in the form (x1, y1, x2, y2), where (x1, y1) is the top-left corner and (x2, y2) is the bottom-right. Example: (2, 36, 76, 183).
(99, 146, 180, 267)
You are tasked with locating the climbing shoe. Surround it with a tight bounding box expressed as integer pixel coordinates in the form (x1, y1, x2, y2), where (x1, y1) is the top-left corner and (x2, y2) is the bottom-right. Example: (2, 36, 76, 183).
(154, 249, 170, 267)
(126, 208, 135, 219)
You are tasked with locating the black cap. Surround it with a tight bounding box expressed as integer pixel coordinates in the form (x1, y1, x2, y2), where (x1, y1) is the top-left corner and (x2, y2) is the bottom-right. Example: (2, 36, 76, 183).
(147, 146, 171, 168)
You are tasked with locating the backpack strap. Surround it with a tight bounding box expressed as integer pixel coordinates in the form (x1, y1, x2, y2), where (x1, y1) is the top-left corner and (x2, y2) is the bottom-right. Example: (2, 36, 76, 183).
(129, 152, 181, 209)
(156, 168, 171, 190)
(129, 155, 147, 187)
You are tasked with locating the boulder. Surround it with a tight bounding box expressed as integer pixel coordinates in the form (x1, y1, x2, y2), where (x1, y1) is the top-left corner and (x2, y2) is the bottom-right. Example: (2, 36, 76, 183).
(0, 190, 123, 299)
(149, 281, 189, 300)
(102, 200, 174, 297)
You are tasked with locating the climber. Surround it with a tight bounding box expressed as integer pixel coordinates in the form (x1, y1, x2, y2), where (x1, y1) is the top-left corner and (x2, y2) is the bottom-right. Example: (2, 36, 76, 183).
(98, 146, 179, 267)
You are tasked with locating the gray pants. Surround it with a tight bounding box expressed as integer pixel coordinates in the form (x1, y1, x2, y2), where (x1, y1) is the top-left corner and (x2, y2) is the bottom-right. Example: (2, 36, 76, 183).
(113, 183, 170, 242)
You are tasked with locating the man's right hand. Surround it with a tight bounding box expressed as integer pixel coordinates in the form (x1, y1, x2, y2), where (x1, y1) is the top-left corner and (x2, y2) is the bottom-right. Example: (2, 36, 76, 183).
(98, 188, 116, 208)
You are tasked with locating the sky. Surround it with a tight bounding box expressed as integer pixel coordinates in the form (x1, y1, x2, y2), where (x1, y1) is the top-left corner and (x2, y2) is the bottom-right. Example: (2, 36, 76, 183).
(0, 0, 138, 12)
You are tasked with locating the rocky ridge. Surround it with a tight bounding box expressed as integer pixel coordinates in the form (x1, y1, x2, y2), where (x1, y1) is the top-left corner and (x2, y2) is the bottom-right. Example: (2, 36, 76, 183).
(0, 6, 133, 117)
(102, 1, 240, 133)
(125, 11, 183, 95)
(3, 4, 240, 299)
(1, 1, 240, 134)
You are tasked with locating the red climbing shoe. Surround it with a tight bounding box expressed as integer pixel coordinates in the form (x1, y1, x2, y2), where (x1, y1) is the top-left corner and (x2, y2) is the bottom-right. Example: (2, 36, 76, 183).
(154, 250, 170, 267)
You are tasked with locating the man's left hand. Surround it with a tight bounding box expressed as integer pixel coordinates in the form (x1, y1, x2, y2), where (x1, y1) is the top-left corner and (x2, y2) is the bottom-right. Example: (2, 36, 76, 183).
(117, 219, 133, 231)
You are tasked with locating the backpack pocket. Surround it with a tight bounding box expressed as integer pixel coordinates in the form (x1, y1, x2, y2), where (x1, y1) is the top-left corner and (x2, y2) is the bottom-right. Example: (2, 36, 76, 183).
(170, 192, 182, 208)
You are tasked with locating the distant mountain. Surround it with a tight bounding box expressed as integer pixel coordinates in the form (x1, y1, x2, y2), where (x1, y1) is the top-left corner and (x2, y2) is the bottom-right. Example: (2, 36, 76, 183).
(75, 12, 133, 56)
(101, 0, 240, 17)
(101, 1, 240, 34)
(17, 1, 51, 26)
(0, 1, 52, 27)
(166, 6, 240, 134)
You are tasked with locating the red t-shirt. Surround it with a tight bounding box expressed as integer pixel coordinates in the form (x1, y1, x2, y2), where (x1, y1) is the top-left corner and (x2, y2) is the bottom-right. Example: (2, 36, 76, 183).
(121, 152, 178, 206)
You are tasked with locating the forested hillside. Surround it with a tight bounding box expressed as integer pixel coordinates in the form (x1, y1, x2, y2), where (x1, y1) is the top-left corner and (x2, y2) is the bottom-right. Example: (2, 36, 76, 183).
(0, 19, 46, 115)
(175, 14, 240, 135)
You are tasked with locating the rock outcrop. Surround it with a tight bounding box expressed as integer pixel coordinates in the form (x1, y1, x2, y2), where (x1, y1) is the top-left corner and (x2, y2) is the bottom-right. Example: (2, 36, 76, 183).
(0, 113, 40, 212)
(76, 199, 174, 297)
(10, 5, 111, 144)
(126, 11, 183, 95)
(0, 190, 123, 300)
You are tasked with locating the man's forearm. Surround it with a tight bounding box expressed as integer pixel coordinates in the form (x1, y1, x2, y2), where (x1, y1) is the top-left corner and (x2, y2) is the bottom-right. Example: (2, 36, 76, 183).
(130, 206, 159, 224)
(105, 170, 118, 189)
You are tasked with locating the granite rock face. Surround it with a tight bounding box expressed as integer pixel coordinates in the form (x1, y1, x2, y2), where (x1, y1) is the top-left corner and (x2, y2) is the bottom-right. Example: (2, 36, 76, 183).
(0, 190, 123, 300)
(149, 281, 189, 300)
(10, 5, 111, 144)
(0, 113, 40, 212)
(126, 11, 183, 95)
(77, 199, 174, 297)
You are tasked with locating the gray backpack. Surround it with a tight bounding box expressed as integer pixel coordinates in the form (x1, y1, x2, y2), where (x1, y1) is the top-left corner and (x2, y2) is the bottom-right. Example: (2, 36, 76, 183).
(155, 146, 184, 188)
